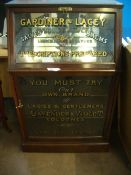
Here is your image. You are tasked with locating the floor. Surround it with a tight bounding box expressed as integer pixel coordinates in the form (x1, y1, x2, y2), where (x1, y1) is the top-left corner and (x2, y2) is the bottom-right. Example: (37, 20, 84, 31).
(0, 99, 131, 175)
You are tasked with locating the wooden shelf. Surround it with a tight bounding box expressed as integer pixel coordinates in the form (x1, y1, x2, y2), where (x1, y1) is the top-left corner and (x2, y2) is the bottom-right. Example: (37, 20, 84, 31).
(0, 48, 8, 59)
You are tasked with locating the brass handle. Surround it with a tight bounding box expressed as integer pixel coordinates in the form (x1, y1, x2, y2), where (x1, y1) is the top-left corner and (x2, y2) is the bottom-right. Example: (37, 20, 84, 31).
(16, 100, 23, 109)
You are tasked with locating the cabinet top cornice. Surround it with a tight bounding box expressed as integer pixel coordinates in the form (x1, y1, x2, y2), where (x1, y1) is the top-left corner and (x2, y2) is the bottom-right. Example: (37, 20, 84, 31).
(6, 0, 123, 7)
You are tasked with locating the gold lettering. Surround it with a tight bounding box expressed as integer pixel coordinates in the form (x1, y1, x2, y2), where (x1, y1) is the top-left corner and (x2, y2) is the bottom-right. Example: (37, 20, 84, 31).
(30, 80, 48, 86)
(20, 19, 26, 26)
(59, 18, 65, 25)
(75, 18, 106, 26)
(101, 18, 106, 26)
(88, 19, 93, 25)
(53, 18, 59, 25)
(78, 110, 104, 118)
(20, 17, 106, 27)
(62, 104, 104, 109)
(29, 110, 104, 120)
(27, 103, 104, 121)
(86, 80, 103, 86)
(66, 18, 72, 25)
(26, 18, 32, 25)
(93, 18, 99, 26)
(32, 18, 38, 25)
(54, 80, 81, 86)
(47, 18, 52, 25)
(19, 50, 107, 58)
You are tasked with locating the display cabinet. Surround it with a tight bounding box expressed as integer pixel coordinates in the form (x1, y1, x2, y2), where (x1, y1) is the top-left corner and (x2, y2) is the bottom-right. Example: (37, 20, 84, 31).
(6, 0, 123, 152)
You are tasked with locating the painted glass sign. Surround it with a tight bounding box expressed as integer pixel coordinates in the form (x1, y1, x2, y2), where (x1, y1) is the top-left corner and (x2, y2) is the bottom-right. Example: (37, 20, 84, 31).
(17, 75, 111, 137)
(15, 13, 115, 63)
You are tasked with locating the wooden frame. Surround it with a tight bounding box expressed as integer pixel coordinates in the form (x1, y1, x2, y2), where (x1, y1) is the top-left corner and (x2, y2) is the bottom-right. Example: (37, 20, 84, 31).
(6, 0, 123, 152)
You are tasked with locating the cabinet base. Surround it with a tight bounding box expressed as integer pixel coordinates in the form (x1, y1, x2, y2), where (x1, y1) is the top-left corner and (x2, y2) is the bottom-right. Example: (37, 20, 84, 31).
(21, 142, 110, 152)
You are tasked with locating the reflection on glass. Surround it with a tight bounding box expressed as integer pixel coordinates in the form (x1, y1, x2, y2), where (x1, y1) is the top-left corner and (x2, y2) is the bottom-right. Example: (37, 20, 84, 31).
(15, 12, 114, 63)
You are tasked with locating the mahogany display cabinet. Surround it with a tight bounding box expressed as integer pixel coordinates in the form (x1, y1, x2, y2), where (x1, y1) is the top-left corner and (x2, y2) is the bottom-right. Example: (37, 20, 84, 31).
(6, 0, 123, 152)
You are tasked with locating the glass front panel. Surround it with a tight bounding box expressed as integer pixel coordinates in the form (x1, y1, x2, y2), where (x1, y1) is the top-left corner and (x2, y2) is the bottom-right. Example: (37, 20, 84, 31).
(17, 75, 111, 137)
(15, 12, 115, 63)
